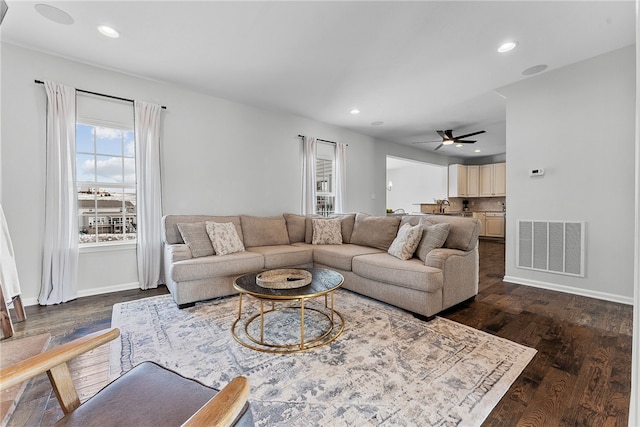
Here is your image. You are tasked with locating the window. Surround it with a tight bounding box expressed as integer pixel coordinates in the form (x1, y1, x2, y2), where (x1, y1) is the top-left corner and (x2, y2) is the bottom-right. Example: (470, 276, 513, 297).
(77, 123, 136, 244)
(316, 142, 335, 216)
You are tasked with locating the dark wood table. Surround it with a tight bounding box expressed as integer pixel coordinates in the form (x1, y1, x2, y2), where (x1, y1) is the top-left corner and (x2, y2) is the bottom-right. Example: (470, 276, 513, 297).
(232, 268, 344, 353)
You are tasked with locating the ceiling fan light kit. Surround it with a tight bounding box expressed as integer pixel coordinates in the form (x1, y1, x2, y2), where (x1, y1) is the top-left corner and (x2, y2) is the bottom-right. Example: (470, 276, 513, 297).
(413, 129, 486, 151)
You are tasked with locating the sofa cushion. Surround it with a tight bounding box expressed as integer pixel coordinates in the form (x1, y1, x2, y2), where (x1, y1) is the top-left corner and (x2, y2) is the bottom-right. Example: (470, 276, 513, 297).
(349, 213, 400, 250)
(352, 253, 443, 293)
(246, 245, 313, 269)
(163, 215, 243, 245)
(283, 213, 306, 243)
(421, 216, 480, 251)
(329, 213, 356, 243)
(387, 223, 423, 260)
(206, 222, 245, 256)
(240, 215, 290, 247)
(176, 222, 214, 257)
(170, 251, 264, 282)
(304, 213, 356, 243)
(312, 244, 383, 271)
(312, 218, 343, 245)
(415, 221, 450, 262)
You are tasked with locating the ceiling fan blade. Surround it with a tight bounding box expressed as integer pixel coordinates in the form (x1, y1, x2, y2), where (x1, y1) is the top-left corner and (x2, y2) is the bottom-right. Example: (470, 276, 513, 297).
(456, 140, 477, 144)
(433, 143, 444, 151)
(455, 130, 486, 140)
(436, 130, 446, 139)
(444, 130, 455, 139)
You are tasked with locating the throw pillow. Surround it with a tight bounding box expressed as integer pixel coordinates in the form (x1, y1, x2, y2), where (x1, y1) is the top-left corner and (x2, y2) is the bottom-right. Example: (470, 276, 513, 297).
(176, 222, 214, 257)
(349, 213, 401, 250)
(205, 221, 245, 256)
(311, 218, 343, 245)
(415, 221, 450, 262)
(305, 213, 355, 243)
(387, 223, 423, 260)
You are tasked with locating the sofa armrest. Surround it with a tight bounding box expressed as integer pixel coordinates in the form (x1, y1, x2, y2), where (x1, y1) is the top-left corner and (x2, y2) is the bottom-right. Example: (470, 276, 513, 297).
(424, 248, 467, 269)
(165, 244, 193, 263)
(425, 247, 478, 310)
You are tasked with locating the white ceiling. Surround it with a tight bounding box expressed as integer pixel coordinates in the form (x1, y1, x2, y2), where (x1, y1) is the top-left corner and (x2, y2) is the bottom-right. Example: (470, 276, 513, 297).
(0, 1, 635, 158)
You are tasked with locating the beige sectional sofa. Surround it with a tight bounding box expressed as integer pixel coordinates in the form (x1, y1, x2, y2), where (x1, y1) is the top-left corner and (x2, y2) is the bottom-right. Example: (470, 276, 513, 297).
(162, 212, 480, 318)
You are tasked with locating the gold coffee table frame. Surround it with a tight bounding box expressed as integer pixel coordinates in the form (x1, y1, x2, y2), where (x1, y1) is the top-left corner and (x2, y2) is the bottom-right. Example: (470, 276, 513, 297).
(231, 268, 344, 353)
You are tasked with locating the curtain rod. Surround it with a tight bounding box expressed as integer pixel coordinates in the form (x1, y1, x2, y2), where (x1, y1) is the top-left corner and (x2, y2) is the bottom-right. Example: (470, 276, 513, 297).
(34, 80, 167, 110)
(297, 134, 348, 146)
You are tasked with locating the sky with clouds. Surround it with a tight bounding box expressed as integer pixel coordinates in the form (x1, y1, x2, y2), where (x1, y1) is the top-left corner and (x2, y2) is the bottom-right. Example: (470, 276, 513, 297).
(76, 124, 135, 184)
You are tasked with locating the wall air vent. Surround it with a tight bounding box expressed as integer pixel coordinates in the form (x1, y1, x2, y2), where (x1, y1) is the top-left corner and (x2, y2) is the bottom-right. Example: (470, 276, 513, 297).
(517, 220, 585, 277)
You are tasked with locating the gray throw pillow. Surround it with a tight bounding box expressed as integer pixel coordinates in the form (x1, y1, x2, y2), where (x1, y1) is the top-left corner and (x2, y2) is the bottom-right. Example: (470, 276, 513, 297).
(415, 221, 450, 262)
(176, 222, 214, 257)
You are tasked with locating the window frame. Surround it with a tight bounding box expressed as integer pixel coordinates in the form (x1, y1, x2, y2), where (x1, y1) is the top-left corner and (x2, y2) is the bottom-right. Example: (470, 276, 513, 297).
(315, 142, 336, 216)
(76, 119, 137, 247)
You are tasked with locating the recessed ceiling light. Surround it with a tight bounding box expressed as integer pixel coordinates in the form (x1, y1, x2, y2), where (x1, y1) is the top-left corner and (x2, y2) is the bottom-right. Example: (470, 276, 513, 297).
(350, 109, 360, 115)
(98, 25, 120, 38)
(371, 121, 384, 126)
(497, 41, 518, 53)
(522, 64, 548, 76)
(456, 144, 463, 148)
(35, 4, 74, 25)
(474, 149, 481, 153)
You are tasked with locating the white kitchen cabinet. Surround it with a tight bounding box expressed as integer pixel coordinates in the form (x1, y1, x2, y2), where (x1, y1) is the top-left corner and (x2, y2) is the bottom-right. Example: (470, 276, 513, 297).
(484, 212, 505, 237)
(479, 163, 506, 197)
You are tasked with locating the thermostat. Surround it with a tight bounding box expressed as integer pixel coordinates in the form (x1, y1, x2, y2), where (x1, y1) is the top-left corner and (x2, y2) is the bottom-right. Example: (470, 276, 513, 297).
(529, 168, 545, 177)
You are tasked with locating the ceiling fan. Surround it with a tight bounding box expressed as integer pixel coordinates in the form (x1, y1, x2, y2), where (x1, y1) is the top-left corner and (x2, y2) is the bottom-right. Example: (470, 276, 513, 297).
(413, 129, 486, 151)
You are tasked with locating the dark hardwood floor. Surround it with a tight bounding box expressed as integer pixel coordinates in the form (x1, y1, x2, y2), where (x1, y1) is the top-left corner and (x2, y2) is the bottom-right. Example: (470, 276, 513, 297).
(3, 240, 633, 426)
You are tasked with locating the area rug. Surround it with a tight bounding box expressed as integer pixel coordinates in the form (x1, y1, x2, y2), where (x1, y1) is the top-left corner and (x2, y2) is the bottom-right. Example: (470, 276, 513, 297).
(111, 290, 536, 426)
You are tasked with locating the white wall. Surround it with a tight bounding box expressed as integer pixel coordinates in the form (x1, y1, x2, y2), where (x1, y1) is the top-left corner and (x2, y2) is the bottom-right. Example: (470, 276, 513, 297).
(386, 158, 448, 214)
(499, 45, 636, 303)
(0, 43, 453, 305)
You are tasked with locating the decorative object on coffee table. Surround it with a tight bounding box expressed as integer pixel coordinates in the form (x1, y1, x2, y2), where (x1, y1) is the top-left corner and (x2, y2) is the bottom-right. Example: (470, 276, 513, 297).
(255, 269, 312, 289)
(232, 268, 344, 353)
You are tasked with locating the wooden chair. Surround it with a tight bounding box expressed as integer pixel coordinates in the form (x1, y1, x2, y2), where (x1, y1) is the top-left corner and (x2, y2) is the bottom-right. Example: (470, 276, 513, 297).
(0, 328, 254, 426)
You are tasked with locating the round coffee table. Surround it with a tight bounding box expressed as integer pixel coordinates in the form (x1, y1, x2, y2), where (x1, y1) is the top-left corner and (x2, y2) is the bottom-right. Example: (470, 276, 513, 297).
(231, 268, 344, 353)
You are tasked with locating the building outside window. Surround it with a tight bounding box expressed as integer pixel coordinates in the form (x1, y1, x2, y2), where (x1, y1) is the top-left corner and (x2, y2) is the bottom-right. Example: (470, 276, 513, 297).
(76, 123, 136, 244)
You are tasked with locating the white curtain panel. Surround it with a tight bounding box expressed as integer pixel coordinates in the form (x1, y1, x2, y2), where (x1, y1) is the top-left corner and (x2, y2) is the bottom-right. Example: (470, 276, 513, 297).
(335, 142, 347, 213)
(134, 101, 163, 290)
(302, 136, 317, 215)
(39, 81, 78, 305)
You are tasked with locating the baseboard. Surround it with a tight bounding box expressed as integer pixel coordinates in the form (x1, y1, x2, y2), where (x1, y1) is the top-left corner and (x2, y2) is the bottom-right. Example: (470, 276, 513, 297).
(77, 282, 141, 299)
(503, 275, 634, 305)
(18, 282, 141, 307)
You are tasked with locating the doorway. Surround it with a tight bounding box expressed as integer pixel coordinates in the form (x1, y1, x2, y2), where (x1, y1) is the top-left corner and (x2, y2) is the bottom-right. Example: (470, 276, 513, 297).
(386, 156, 448, 214)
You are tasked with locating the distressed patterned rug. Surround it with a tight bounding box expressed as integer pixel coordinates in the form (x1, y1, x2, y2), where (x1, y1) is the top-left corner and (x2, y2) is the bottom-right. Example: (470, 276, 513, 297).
(111, 290, 536, 426)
